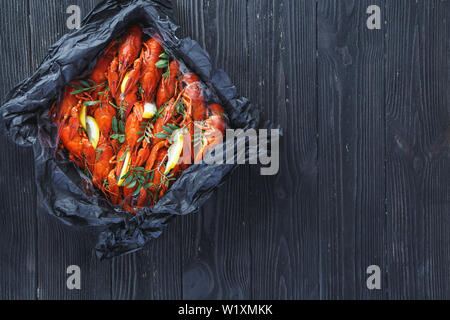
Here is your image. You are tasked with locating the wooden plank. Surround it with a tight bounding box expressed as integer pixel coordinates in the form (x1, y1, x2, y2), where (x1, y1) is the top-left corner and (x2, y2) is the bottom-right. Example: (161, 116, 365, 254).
(109, 0, 182, 300)
(247, 0, 319, 299)
(386, 0, 450, 299)
(2, 0, 449, 301)
(29, 0, 111, 300)
(176, 0, 252, 299)
(111, 222, 181, 300)
(317, 0, 386, 299)
(0, 0, 36, 300)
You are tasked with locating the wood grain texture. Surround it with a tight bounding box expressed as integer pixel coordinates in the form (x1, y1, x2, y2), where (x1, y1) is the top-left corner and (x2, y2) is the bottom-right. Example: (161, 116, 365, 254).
(247, 0, 319, 299)
(176, 0, 252, 300)
(317, 0, 386, 299)
(0, 0, 36, 300)
(110, 125, 182, 298)
(111, 222, 182, 300)
(109, 0, 182, 301)
(386, 0, 450, 299)
(1, 0, 450, 300)
(29, 0, 111, 300)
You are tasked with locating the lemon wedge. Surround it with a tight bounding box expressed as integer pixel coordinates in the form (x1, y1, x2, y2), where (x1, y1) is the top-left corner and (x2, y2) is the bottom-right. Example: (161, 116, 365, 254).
(143, 102, 157, 119)
(85, 116, 100, 149)
(165, 130, 184, 175)
(121, 71, 131, 94)
(117, 151, 131, 187)
(79, 105, 87, 130)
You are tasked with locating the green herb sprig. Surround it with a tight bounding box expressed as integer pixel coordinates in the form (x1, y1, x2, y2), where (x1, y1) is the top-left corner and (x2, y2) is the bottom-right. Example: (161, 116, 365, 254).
(160, 172, 176, 189)
(154, 123, 179, 140)
(71, 79, 104, 95)
(156, 52, 171, 79)
(193, 130, 205, 149)
(109, 100, 127, 121)
(153, 104, 167, 121)
(121, 167, 155, 197)
(156, 52, 170, 69)
(111, 116, 126, 144)
(175, 101, 186, 116)
(83, 100, 101, 107)
(137, 120, 154, 144)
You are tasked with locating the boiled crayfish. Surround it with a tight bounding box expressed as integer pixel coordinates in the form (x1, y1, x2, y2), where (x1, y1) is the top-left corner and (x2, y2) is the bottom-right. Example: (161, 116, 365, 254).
(51, 26, 227, 214)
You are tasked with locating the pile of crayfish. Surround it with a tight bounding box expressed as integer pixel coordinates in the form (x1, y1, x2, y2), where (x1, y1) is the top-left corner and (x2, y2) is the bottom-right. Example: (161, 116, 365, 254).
(51, 26, 226, 213)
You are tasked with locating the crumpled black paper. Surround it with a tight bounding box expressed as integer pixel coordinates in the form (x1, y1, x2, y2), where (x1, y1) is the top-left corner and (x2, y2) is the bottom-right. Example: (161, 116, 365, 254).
(0, 0, 260, 259)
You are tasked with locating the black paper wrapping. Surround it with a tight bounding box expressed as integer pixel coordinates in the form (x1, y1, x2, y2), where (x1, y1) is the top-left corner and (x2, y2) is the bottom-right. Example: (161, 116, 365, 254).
(0, 0, 261, 259)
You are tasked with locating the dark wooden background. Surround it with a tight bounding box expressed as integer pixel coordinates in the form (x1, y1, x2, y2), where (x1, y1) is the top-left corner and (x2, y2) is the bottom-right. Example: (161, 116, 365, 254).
(0, 0, 449, 300)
